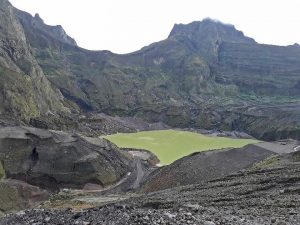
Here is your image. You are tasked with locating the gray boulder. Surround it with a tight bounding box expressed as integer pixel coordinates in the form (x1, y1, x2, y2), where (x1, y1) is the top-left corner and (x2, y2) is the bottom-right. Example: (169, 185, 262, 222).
(0, 179, 49, 214)
(0, 126, 132, 191)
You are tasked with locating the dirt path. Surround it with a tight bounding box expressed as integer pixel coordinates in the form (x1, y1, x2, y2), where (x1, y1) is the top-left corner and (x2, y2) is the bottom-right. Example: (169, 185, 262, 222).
(294, 145, 300, 151)
(72, 156, 146, 197)
(254, 140, 299, 154)
(56, 157, 147, 208)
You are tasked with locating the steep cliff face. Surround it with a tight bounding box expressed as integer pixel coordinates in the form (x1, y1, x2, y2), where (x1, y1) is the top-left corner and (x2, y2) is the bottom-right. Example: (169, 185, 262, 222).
(0, 0, 66, 121)
(168, 19, 300, 96)
(215, 42, 300, 95)
(15, 10, 77, 46)
(1, 1, 300, 139)
(15, 11, 235, 127)
(13, 9, 300, 138)
(169, 18, 256, 63)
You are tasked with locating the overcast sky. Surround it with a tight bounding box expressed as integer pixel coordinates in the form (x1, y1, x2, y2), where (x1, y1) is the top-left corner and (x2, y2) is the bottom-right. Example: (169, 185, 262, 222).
(10, 0, 300, 54)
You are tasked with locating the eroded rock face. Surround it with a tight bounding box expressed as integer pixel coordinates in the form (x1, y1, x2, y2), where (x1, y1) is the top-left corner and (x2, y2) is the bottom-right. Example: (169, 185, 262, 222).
(16, 11, 77, 46)
(0, 0, 66, 121)
(0, 1, 299, 140)
(0, 179, 49, 214)
(0, 126, 132, 191)
(13, 8, 300, 140)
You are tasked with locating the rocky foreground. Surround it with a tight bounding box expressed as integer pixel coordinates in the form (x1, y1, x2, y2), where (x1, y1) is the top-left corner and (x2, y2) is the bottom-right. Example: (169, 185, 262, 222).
(1, 149, 299, 225)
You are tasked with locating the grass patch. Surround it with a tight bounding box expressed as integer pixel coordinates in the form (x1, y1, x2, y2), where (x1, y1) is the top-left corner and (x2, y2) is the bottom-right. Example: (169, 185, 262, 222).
(104, 130, 259, 165)
(250, 155, 280, 171)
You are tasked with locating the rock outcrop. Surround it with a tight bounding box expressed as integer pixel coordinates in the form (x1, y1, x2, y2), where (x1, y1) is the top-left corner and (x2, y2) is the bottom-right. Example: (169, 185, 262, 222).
(169, 18, 256, 62)
(0, 179, 49, 214)
(0, 0, 66, 121)
(0, 126, 133, 191)
(15, 11, 77, 46)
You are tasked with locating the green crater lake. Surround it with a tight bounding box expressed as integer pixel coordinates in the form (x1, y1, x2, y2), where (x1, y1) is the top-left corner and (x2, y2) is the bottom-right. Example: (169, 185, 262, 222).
(104, 130, 259, 165)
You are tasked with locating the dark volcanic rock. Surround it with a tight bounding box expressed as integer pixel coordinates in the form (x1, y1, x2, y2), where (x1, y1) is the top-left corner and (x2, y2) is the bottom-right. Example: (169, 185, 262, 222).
(0, 1, 299, 139)
(15, 10, 77, 46)
(12, 8, 300, 140)
(225, 104, 300, 141)
(29, 112, 170, 137)
(0, 0, 66, 121)
(0, 126, 133, 191)
(0, 179, 49, 214)
(126, 150, 300, 225)
(139, 143, 277, 193)
(169, 18, 256, 62)
(123, 148, 160, 167)
(1, 151, 299, 224)
(0, 206, 205, 225)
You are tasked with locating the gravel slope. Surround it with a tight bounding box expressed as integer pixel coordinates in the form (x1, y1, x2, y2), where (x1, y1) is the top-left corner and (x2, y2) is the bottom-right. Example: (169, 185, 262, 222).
(1, 150, 299, 225)
(139, 144, 274, 193)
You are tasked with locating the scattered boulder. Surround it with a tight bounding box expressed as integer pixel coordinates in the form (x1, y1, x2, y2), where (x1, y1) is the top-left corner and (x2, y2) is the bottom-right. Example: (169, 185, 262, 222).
(0, 126, 133, 191)
(0, 179, 49, 214)
(122, 148, 160, 166)
(204, 221, 216, 225)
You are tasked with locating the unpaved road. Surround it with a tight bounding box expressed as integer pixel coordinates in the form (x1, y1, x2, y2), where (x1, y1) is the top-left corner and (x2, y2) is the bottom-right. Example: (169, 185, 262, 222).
(254, 140, 299, 154)
(72, 156, 147, 196)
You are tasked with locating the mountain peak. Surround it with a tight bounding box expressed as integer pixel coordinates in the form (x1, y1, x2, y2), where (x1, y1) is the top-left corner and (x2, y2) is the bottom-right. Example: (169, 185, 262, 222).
(15, 9, 77, 46)
(169, 18, 256, 45)
(33, 13, 45, 24)
(34, 13, 42, 19)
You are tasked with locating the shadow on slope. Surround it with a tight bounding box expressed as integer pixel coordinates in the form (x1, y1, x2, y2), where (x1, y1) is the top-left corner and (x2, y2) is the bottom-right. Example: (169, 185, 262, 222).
(139, 140, 299, 193)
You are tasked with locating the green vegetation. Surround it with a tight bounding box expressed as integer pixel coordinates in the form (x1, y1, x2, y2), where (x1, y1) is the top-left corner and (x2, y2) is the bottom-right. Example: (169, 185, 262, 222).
(0, 161, 5, 179)
(250, 155, 280, 171)
(105, 130, 259, 165)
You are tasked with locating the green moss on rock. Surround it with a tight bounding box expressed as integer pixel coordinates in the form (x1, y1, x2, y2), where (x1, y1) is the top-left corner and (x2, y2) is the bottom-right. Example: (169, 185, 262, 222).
(0, 182, 18, 212)
(0, 162, 5, 179)
(250, 155, 280, 171)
